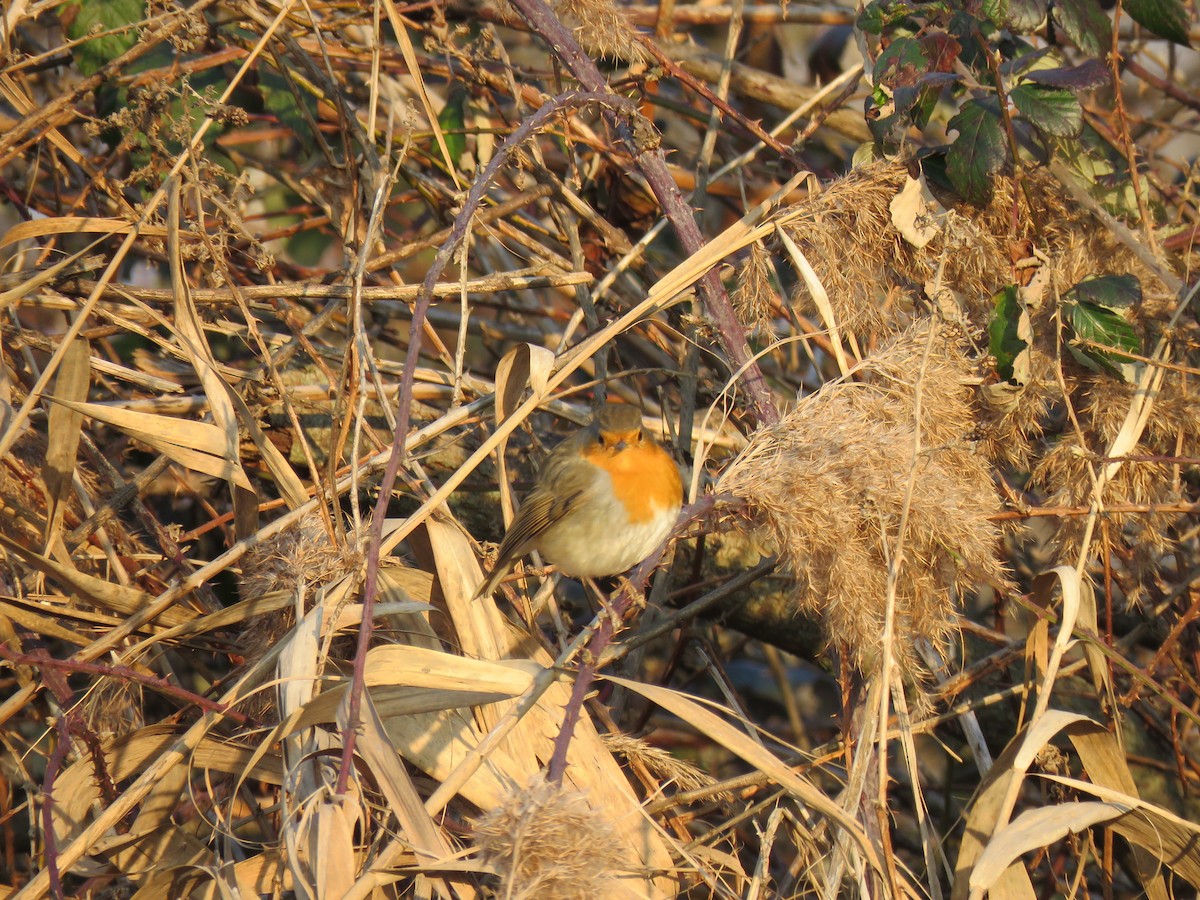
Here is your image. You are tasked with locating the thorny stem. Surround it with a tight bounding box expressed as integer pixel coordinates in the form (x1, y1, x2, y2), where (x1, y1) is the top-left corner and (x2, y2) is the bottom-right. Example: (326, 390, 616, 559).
(546, 495, 718, 783)
(337, 90, 642, 795)
(637, 37, 800, 165)
(0, 645, 253, 726)
(506, 0, 781, 430)
(42, 719, 68, 900)
(1107, 0, 1159, 255)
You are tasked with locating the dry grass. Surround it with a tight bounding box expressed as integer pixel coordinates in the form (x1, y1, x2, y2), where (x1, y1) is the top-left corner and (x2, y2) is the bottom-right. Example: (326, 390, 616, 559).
(721, 322, 1010, 680)
(2, 1, 1200, 898)
(473, 774, 625, 899)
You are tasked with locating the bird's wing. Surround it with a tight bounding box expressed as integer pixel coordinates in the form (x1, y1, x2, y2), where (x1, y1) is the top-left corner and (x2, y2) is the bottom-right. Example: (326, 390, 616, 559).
(474, 484, 586, 598)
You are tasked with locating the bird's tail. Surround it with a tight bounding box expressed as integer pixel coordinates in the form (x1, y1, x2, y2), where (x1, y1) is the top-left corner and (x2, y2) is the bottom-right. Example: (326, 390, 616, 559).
(472, 559, 512, 600)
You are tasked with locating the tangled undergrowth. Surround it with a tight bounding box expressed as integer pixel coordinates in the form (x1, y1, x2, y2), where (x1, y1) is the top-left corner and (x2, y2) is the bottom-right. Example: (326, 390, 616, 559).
(2, 0, 1200, 897)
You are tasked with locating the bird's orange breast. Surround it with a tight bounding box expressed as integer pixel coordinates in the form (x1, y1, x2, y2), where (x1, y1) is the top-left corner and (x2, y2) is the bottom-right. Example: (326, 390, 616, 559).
(582, 442, 683, 524)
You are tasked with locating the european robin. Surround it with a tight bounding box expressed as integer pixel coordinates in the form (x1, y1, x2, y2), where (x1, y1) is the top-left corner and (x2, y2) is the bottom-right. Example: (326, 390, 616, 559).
(475, 404, 683, 598)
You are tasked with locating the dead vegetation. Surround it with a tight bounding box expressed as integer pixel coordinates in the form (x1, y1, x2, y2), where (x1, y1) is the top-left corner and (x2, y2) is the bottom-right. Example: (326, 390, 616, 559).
(2, 0, 1200, 898)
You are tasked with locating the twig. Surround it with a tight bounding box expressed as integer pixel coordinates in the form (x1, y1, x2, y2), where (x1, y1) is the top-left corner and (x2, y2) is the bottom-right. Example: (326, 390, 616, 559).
(506, 0, 781, 429)
(338, 89, 643, 796)
(0, 644, 253, 725)
(546, 495, 718, 782)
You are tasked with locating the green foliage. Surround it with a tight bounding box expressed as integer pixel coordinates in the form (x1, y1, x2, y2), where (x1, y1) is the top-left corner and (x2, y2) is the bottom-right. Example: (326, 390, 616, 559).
(1063, 275, 1143, 380)
(989, 285, 1031, 384)
(1009, 84, 1083, 137)
(946, 98, 1007, 204)
(1052, 0, 1112, 54)
(1124, 0, 1192, 44)
(1066, 273, 1143, 312)
(438, 84, 469, 169)
(60, 0, 145, 76)
(858, 0, 1139, 207)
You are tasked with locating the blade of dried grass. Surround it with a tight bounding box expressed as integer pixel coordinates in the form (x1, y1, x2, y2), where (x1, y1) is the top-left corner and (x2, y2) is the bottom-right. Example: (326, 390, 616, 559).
(423, 519, 509, 669)
(140, 589, 293, 643)
(493, 343, 556, 526)
(343, 688, 463, 899)
(295, 685, 519, 729)
(950, 709, 1099, 900)
(776, 226, 851, 376)
(168, 182, 257, 537)
(1028, 567, 1084, 726)
(221, 375, 309, 509)
(41, 335, 89, 552)
(358, 645, 542, 694)
(287, 640, 544, 734)
(46, 398, 253, 489)
(968, 801, 1124, 899)
(382, 0, 463, 190)
(281, 782, 359, 900)
(0, 217, 174, 251)
(1067, 729, 1171, 900)
(129, 851, 286, 899)
(891, 683, 945, 900)
(0, 252, 104, 312)
(1042, 775, 1200, 886)
(120, 766, 206, 875)
(606, 675, 888, 881)
(0, 532, 194, 627)
(0, 596, 90, 647)
(279, 589, 361, 900)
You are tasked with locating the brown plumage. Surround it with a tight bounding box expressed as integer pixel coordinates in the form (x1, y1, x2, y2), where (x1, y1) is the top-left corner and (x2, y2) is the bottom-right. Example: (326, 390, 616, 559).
(475, 405, 683, 599)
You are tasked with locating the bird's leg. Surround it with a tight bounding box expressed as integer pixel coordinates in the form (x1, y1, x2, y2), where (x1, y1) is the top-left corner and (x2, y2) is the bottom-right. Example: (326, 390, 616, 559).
(583, 575, 633, 633)
(537, 573, 571, 649)
(612, 574, 646, 612)
(581, 576, 614, 627)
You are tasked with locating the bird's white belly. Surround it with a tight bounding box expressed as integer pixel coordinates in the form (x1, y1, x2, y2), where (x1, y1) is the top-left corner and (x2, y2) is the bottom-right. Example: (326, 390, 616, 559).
(534, 478, 676, 577)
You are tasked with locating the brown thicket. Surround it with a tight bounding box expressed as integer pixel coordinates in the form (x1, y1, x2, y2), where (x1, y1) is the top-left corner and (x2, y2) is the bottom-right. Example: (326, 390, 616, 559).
(2, 1, 1199, 898)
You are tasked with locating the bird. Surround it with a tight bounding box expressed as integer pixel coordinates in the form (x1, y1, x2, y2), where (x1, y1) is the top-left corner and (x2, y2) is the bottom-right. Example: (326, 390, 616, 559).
(475, 404, 683, 599)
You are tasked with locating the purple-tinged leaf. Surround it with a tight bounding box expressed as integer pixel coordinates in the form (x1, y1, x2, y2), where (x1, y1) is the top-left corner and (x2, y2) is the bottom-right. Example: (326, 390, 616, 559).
(1023, 59, 1110, 90)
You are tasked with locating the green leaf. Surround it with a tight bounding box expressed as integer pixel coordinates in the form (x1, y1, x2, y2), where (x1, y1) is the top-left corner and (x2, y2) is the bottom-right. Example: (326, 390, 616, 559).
(982, 0, 1009, 26)
(1052, 0, 1113, 55)
(1010, 84, 1083, 137)
(1124, 0, 1191, 44)
(1065, 274, 1142, 312)
(989, 285, 1032, 384)
(1006, 0, 1050, 30)
(946, 98, 1007, 205)
(437, 85, 468, 168)
(857, 0, 887, 34)
(1065, 299, 1141, 380)
(260, 70, 317, 142)
(857, 0, 917, 34)
(60, 0, 145, 76)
